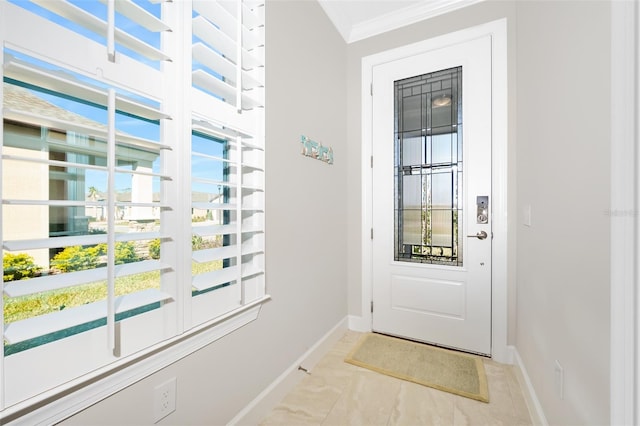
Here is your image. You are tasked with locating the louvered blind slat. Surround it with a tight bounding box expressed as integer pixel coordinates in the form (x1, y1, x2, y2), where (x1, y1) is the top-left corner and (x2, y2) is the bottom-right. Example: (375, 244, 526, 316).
(193, 0, 236, 41)
(192, 202, 237, 211)
(192, 69, 237, 105)
(192, 16, 237, 64)
(192, 42, 236, 85)
(192, 117, 254, 139)
(29, 0, 170, 61)
(191, 266, 238, 291)
(4, 260, 170, 299)
(4, 58, 170, 121)
(192, 245, 237, 264)
(99, 0, 170, 32)
(4, 235, 106, 252)
(4, 289, 172, 344)
(192, 224, 237, 237)
(3, 108, 170, 152)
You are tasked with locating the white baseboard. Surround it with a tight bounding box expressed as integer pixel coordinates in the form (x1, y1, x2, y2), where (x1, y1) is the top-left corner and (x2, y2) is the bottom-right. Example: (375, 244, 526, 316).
(493, 343, 515, 365)
(348, 315, 370, 332)
(228, 317, 349, 425)
(512, 347, 548, 426)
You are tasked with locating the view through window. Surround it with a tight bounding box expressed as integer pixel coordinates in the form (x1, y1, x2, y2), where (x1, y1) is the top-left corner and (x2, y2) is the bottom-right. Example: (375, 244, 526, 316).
(394, 67, 463, 266)
(1, 0, 265, 413)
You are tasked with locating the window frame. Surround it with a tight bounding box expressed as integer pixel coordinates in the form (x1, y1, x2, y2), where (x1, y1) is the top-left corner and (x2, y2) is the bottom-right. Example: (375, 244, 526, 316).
(0, 0, 267, 422)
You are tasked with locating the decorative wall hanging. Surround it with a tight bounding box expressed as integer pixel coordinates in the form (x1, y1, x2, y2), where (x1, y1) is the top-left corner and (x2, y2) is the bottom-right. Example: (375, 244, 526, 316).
(301, 135, 333, 165)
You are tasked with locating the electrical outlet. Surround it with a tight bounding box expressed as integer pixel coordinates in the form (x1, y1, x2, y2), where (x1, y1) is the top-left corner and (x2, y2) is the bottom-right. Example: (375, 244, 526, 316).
(554, 360, 564, 400)
(154, 377, 176, 423)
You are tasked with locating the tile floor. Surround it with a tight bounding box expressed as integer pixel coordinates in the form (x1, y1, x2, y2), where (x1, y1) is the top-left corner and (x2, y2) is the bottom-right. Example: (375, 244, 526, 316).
(261, 331, 533, 425)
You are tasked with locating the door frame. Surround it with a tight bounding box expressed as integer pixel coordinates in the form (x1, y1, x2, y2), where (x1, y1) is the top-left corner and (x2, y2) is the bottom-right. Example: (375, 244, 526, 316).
(359, 19, 509, 362)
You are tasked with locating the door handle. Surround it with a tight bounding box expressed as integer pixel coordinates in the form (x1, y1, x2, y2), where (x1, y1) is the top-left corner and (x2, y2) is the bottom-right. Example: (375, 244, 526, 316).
(467, 230, 488, 240)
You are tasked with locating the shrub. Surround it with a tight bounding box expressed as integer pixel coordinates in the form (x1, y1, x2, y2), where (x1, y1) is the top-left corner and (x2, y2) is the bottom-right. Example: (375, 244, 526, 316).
(192, 235, 205, 251)
(51, 245, 99, 273)
(115, 241, 140, 264)
(149, 239, 161, 259)
(51, 242, 140, 273)
(3, 253, 42, 282)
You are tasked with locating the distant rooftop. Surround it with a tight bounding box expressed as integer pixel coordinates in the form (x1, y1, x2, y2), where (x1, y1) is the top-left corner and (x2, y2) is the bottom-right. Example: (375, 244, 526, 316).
(3, 82, 107, 130)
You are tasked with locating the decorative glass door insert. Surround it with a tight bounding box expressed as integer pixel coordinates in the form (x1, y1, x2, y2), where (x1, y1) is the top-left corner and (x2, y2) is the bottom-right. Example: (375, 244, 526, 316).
(394, 66, 463, 266)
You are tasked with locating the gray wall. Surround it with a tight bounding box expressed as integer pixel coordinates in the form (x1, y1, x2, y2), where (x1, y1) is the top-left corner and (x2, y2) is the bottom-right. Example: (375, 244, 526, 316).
(61, 1, 348, 424)
(515, 1, 611, 424)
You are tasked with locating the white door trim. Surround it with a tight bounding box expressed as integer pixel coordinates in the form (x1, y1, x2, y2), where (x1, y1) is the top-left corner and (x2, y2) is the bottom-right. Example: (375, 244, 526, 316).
(358, 19, 509, 362)
(610, 1, 638, 424)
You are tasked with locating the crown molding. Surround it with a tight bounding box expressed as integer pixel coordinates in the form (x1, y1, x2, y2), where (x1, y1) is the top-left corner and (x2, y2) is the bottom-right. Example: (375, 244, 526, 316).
(318, 0, 484, 44)
(317, 0, 354, 42)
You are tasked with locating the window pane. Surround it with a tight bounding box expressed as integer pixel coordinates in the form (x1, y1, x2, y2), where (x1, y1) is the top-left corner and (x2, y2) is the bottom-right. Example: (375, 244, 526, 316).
(190, 131, 235, 295)
(402, 135, 423, 166)
(401, 94, 422, 132)
(395, 66, 462, 266)
(402, 174, 423, 245)
(2, 55, 168, 353)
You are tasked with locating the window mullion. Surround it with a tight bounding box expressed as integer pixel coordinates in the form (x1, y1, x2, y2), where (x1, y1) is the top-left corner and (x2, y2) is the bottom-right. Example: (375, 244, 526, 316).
(157, 0, 185, 335)
(177, 0, 193, 331)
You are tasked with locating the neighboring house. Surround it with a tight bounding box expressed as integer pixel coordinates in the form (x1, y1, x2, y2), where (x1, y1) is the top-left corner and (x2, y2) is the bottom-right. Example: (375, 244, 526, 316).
(2, 83, 160, 268)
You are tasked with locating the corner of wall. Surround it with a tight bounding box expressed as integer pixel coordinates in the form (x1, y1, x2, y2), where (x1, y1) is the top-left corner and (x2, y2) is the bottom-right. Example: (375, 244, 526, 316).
(228, 317, 349, 425)
(512, 347, 549, 426)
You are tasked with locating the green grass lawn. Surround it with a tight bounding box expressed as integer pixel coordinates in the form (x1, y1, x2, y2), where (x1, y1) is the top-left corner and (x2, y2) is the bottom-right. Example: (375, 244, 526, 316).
(4, 260, 223, 324)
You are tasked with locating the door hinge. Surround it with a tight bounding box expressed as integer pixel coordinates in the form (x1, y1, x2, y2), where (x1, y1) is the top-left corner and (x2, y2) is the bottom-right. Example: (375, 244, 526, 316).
(371, 301, 374, 313)
(370, 155, 373, 168)
(370, 228, 373, 239)
(370, 82, 373, 96)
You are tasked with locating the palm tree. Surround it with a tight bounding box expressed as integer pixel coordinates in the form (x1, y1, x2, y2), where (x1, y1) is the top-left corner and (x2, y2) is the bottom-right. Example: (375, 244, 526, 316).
(87, 186, 103, 220)
(87, 186, 99, 202)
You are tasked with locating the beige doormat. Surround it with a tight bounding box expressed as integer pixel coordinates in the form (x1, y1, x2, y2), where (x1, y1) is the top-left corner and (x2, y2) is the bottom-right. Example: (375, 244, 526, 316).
(345, 333, 489, 402)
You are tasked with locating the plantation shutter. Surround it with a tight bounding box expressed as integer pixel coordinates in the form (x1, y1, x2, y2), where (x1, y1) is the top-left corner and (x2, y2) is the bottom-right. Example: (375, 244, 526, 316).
(1, 0, 176, 407)
(0, 0, 267, 414)
(189, 0, 265, 324)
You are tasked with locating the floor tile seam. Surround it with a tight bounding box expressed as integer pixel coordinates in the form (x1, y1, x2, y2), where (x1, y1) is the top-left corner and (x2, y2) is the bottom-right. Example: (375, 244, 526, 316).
(503, 367, 531, 411)
(387, 381, 456, 426)
(498, 365, 531, 418)
(482, 360, 526, 416)
(451, 390, 524, 426)
(318, 368, 352, 426)
(317, 395, 347, 425)
(381, 375, 408, 426)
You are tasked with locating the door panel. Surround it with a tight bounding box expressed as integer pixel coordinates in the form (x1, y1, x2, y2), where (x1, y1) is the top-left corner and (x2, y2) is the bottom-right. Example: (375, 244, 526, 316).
(391, 275, 465, 319)
(371, 35, 492, 355)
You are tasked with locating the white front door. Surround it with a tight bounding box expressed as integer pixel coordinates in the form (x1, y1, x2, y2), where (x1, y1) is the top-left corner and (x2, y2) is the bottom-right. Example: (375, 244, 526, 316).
(371, 35, 492, 355)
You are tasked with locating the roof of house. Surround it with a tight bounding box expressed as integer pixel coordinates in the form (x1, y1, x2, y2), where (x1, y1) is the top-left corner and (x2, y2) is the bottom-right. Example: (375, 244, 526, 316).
(3, 82, 108, 130)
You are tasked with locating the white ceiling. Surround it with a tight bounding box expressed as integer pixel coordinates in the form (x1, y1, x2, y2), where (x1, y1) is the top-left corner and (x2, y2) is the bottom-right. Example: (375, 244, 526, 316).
(317, 0, 484, 43)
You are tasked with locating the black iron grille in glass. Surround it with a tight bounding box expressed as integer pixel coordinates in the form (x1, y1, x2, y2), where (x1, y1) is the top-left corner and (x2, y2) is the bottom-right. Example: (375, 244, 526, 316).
(394, 66, 463, 266)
